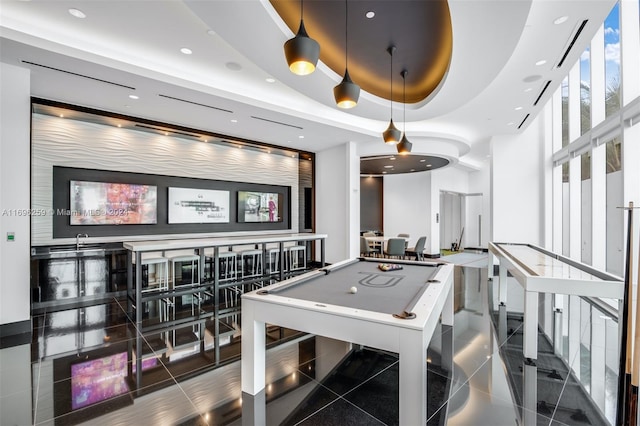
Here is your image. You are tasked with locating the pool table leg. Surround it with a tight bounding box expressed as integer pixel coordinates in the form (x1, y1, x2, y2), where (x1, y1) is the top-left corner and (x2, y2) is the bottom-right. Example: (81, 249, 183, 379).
(241, 300, 266, 395)
(523, 290, 538, 360)
(442, 281, 454, 327)
(399, 328, 427, 425)
(498, 262, 508, 306)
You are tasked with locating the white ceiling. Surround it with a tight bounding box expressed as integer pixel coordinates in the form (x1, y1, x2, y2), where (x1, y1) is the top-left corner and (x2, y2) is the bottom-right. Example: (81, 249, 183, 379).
(0, 0, 616, 170)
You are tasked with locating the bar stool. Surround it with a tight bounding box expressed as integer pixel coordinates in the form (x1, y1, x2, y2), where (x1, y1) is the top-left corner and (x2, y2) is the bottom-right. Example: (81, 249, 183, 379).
(139, 256, 169, 293)
(266, 247, 281, 274)
(239, 248, 263, 278)
(287, 245, 307, 271)
(216, 250, 241, 311)
(168, 253, 200, 288)
(218, 250, 238, 282)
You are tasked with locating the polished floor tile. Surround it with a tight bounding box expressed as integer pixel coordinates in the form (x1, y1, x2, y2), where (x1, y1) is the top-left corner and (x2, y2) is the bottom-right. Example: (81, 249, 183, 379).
(1, 256, 617, 425)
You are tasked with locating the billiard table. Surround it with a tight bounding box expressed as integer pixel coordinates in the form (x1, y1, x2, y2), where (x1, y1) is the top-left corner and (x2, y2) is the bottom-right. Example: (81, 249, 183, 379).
(241, 257, 454, 425)
(489, 242, 624, 360)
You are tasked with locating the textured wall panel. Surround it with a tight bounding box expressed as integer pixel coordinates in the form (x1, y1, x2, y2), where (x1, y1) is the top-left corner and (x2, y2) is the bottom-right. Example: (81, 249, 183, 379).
(31, 114, 298, 245)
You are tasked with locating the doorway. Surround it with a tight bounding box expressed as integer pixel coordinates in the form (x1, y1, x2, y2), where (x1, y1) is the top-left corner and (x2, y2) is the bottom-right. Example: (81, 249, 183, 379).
(439, 191, 484, 252)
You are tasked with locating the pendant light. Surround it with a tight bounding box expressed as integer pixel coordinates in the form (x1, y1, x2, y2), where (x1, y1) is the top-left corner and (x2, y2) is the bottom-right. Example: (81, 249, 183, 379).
(382, 45, 401, 144)
(284, 0, 320, 76)
(397, 69, 413, 154)
(333, 0, 360, 108)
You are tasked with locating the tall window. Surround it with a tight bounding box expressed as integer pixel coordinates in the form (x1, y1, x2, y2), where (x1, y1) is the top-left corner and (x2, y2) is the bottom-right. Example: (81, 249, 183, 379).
(604, 3, 621, 118)
(580, 47, 591, 135)
(562, 162, 570, 257)
(605, 138, 623, 276)
(561, 77, 569, 147)
(581, 152, 591, 264)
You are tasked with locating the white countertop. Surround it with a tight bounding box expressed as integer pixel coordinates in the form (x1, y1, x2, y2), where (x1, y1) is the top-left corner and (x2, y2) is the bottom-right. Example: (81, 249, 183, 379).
(123, 233, 327, 252)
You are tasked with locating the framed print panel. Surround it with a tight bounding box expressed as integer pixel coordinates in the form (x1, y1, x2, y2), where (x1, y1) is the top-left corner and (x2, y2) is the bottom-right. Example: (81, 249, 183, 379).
(168, 187, 230, 224)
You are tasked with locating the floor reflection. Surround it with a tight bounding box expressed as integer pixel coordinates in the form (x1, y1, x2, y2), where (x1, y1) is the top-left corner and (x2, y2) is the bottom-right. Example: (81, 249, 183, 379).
(0, 253, 617, 425)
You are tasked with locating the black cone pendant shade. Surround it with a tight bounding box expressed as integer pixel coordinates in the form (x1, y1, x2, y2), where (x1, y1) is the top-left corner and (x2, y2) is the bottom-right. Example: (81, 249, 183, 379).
(334, 68, 360, 109)
(334, 0, 359, 108)
(397, 134, 413, 154)
(284, 1, 319, 75)
(383, 119, 401, 144)
(383, 45, 401, 144)
(397, 69, 412, 154)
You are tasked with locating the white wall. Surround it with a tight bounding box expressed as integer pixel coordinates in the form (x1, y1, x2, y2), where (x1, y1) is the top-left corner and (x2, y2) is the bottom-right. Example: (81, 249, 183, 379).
(491, 116, 544, 244)
(0, 63, 31, 328)
(378, 166, 474, 256)
(31, 114, 299, 245)
(383, 172, 430, 248)
(316, 142, 359, 263)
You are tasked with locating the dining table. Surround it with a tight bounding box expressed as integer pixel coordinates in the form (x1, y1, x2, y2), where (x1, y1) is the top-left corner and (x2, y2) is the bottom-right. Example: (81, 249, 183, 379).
(364, 235, 405, 257)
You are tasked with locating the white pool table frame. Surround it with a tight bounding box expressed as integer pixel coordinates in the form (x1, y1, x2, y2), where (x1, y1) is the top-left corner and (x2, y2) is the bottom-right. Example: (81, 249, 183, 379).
(489, 242, 624, 360)
(241, 257, 454, 426)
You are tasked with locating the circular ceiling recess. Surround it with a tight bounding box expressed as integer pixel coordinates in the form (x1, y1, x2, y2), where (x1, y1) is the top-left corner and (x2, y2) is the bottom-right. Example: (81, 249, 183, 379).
(271, 0, 453, 103)
(360, 154, 449, 175)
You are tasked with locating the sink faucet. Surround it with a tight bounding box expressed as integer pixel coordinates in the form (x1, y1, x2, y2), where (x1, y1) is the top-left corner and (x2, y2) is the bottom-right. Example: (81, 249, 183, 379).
(76, 233, 89, 250)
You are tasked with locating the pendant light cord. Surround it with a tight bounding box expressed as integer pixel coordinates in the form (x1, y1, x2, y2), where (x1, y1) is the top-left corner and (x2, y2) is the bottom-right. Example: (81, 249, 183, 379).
(403, 70, 407, 132)
(345, 0, 348, 69)
(390, 48, 394, 120)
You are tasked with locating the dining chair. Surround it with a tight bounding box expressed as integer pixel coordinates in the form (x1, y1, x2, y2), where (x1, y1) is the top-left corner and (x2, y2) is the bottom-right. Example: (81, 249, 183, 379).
(405, 236, 426, 261)
(360, 236, 374, 257)
(384, 238, 406, 259)
(398, 233, 410, 249)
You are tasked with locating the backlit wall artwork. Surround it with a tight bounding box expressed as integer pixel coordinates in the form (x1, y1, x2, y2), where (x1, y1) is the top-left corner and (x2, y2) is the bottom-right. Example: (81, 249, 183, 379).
(168, 187, 229, 224)
(69, 180, 157, 225)
(237, 191, 283, 223)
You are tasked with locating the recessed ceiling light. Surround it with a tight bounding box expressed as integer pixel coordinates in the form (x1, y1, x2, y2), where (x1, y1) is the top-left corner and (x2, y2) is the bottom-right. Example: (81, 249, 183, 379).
(524, 88, 533, 92)
(207, 29, 216, 36)
(419, 159, 426, 162)
(382, 171, 387, 174)
(129, 94, 139, 100)
(59, 114, 64, 118)
(515, 106, 523, 110)
(535, 59, 546, 66)
(390, 157, 396, 160)
(226, 62, 242, 71)
(410, 169, 415, 172)
(265, 77, 276, 83)
(365, 11, 375, 18)
(426, 164, 432, 167)
(230, 119, 237, 123)
(68, 8, 86, 19)
(384, 165, 393, 168)
(117, 124, 122, 128)
(554, 16, 569, 25)
(180, 47, 192, 55)
(298, 135, 304, 139)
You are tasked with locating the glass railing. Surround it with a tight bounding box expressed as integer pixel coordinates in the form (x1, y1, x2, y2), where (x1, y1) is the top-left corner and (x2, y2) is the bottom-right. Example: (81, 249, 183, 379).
(552, 294, 619, 424)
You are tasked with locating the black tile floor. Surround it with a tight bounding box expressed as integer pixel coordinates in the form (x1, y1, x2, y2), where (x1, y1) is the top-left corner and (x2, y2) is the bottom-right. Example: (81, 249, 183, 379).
(0, 256, 617, 425)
